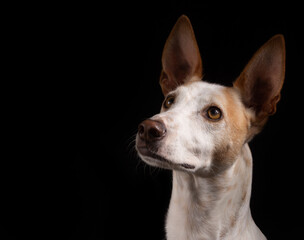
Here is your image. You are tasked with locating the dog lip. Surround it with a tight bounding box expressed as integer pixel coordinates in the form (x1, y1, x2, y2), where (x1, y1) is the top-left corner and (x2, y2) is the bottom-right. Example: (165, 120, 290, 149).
(137, 145, 169, 163)
(136, 145, 150, 156)
(137, 145, 196, 170)
(180, 163, 196, 169)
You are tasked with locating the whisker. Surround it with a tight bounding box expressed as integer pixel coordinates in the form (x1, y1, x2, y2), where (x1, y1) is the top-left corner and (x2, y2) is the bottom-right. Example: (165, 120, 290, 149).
(124, 126, 165, 177)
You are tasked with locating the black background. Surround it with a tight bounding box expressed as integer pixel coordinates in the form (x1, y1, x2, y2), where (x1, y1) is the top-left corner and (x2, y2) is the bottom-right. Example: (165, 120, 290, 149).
(2, 1, 304, 239)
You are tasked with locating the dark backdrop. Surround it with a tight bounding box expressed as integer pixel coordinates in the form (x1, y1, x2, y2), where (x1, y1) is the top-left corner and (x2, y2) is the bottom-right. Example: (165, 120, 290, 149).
(2, 1, 304, 239)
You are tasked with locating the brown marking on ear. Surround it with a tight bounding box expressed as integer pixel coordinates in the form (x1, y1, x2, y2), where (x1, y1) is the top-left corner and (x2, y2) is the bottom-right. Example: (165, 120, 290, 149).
(233, 35, 286, 136)
(159, 15, 203, 96)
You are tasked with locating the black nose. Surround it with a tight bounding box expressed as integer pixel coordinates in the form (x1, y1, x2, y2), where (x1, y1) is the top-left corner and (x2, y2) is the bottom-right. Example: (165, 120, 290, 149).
(138, 119, 166, 142)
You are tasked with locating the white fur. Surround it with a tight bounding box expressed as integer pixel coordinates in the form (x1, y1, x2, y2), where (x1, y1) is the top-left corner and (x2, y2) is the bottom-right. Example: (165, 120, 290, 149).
(166, 145, 265, 240)
(136, 80, 267, 240)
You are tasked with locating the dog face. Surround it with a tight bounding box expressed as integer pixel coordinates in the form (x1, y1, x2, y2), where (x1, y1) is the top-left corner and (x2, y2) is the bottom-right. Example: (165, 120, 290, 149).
(137, 80, 250, 175)
(136, 15, 285, 176)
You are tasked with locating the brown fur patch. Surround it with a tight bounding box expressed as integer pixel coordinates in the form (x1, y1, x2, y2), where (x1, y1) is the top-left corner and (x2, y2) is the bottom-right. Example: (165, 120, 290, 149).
(223, 88, 248, 146)
(211, 88, 249, 174)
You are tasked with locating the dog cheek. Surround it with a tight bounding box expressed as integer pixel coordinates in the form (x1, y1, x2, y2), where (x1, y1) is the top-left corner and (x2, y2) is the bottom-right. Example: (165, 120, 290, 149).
(211, 142, 238, 174)
(191, 147, 202, 157)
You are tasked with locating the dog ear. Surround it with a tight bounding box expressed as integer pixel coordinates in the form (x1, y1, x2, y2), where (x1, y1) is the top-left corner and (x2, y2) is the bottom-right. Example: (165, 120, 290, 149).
(159, 15, 203, 96)
(233, 34, 286, 135)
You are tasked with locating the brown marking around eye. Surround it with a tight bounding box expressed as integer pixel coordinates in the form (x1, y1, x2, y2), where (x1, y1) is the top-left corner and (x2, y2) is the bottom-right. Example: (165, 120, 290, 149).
(209, 88, 250, 174)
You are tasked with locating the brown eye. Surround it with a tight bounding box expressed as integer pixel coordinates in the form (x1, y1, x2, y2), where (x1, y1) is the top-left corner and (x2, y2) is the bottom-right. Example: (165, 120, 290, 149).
(164, 95, 175, 109)
(206, 106, 222, 120)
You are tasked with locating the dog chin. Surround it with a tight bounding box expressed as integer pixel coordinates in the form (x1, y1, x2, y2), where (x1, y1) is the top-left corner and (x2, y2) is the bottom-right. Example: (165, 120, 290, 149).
(136, 146, 196, 171)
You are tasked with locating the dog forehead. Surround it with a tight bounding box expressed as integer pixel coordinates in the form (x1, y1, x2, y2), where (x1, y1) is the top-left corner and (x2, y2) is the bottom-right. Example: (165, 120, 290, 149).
(177, 81, 226, 104)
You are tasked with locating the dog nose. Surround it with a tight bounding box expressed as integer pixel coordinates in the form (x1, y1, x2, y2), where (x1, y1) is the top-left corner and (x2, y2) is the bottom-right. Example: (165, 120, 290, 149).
(138, 119, 166, 142)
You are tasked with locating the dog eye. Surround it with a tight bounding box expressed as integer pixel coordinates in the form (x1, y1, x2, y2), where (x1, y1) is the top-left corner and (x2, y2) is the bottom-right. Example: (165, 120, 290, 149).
(206, 106, 222, 120)
(164, 95, 175, 109)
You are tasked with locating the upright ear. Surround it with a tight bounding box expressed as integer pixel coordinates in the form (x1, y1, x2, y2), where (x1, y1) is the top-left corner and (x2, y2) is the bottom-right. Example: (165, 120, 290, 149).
(233, 34, 286, 135)
(159, 15, 203, 96)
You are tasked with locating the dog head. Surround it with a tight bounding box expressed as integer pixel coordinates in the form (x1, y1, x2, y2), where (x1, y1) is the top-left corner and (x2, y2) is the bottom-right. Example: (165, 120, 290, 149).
(136, 15, 285, 176)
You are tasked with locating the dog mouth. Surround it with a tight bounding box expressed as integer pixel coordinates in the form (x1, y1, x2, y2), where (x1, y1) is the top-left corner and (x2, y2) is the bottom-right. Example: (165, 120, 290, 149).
(136, 144, 195, 170)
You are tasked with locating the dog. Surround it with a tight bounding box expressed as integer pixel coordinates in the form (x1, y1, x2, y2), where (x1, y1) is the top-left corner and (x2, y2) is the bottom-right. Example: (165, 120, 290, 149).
(136, 15, 285, 240)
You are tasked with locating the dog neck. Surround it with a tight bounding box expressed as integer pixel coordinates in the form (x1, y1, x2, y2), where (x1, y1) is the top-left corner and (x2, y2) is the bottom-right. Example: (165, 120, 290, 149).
(166, 144, 266, 240)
